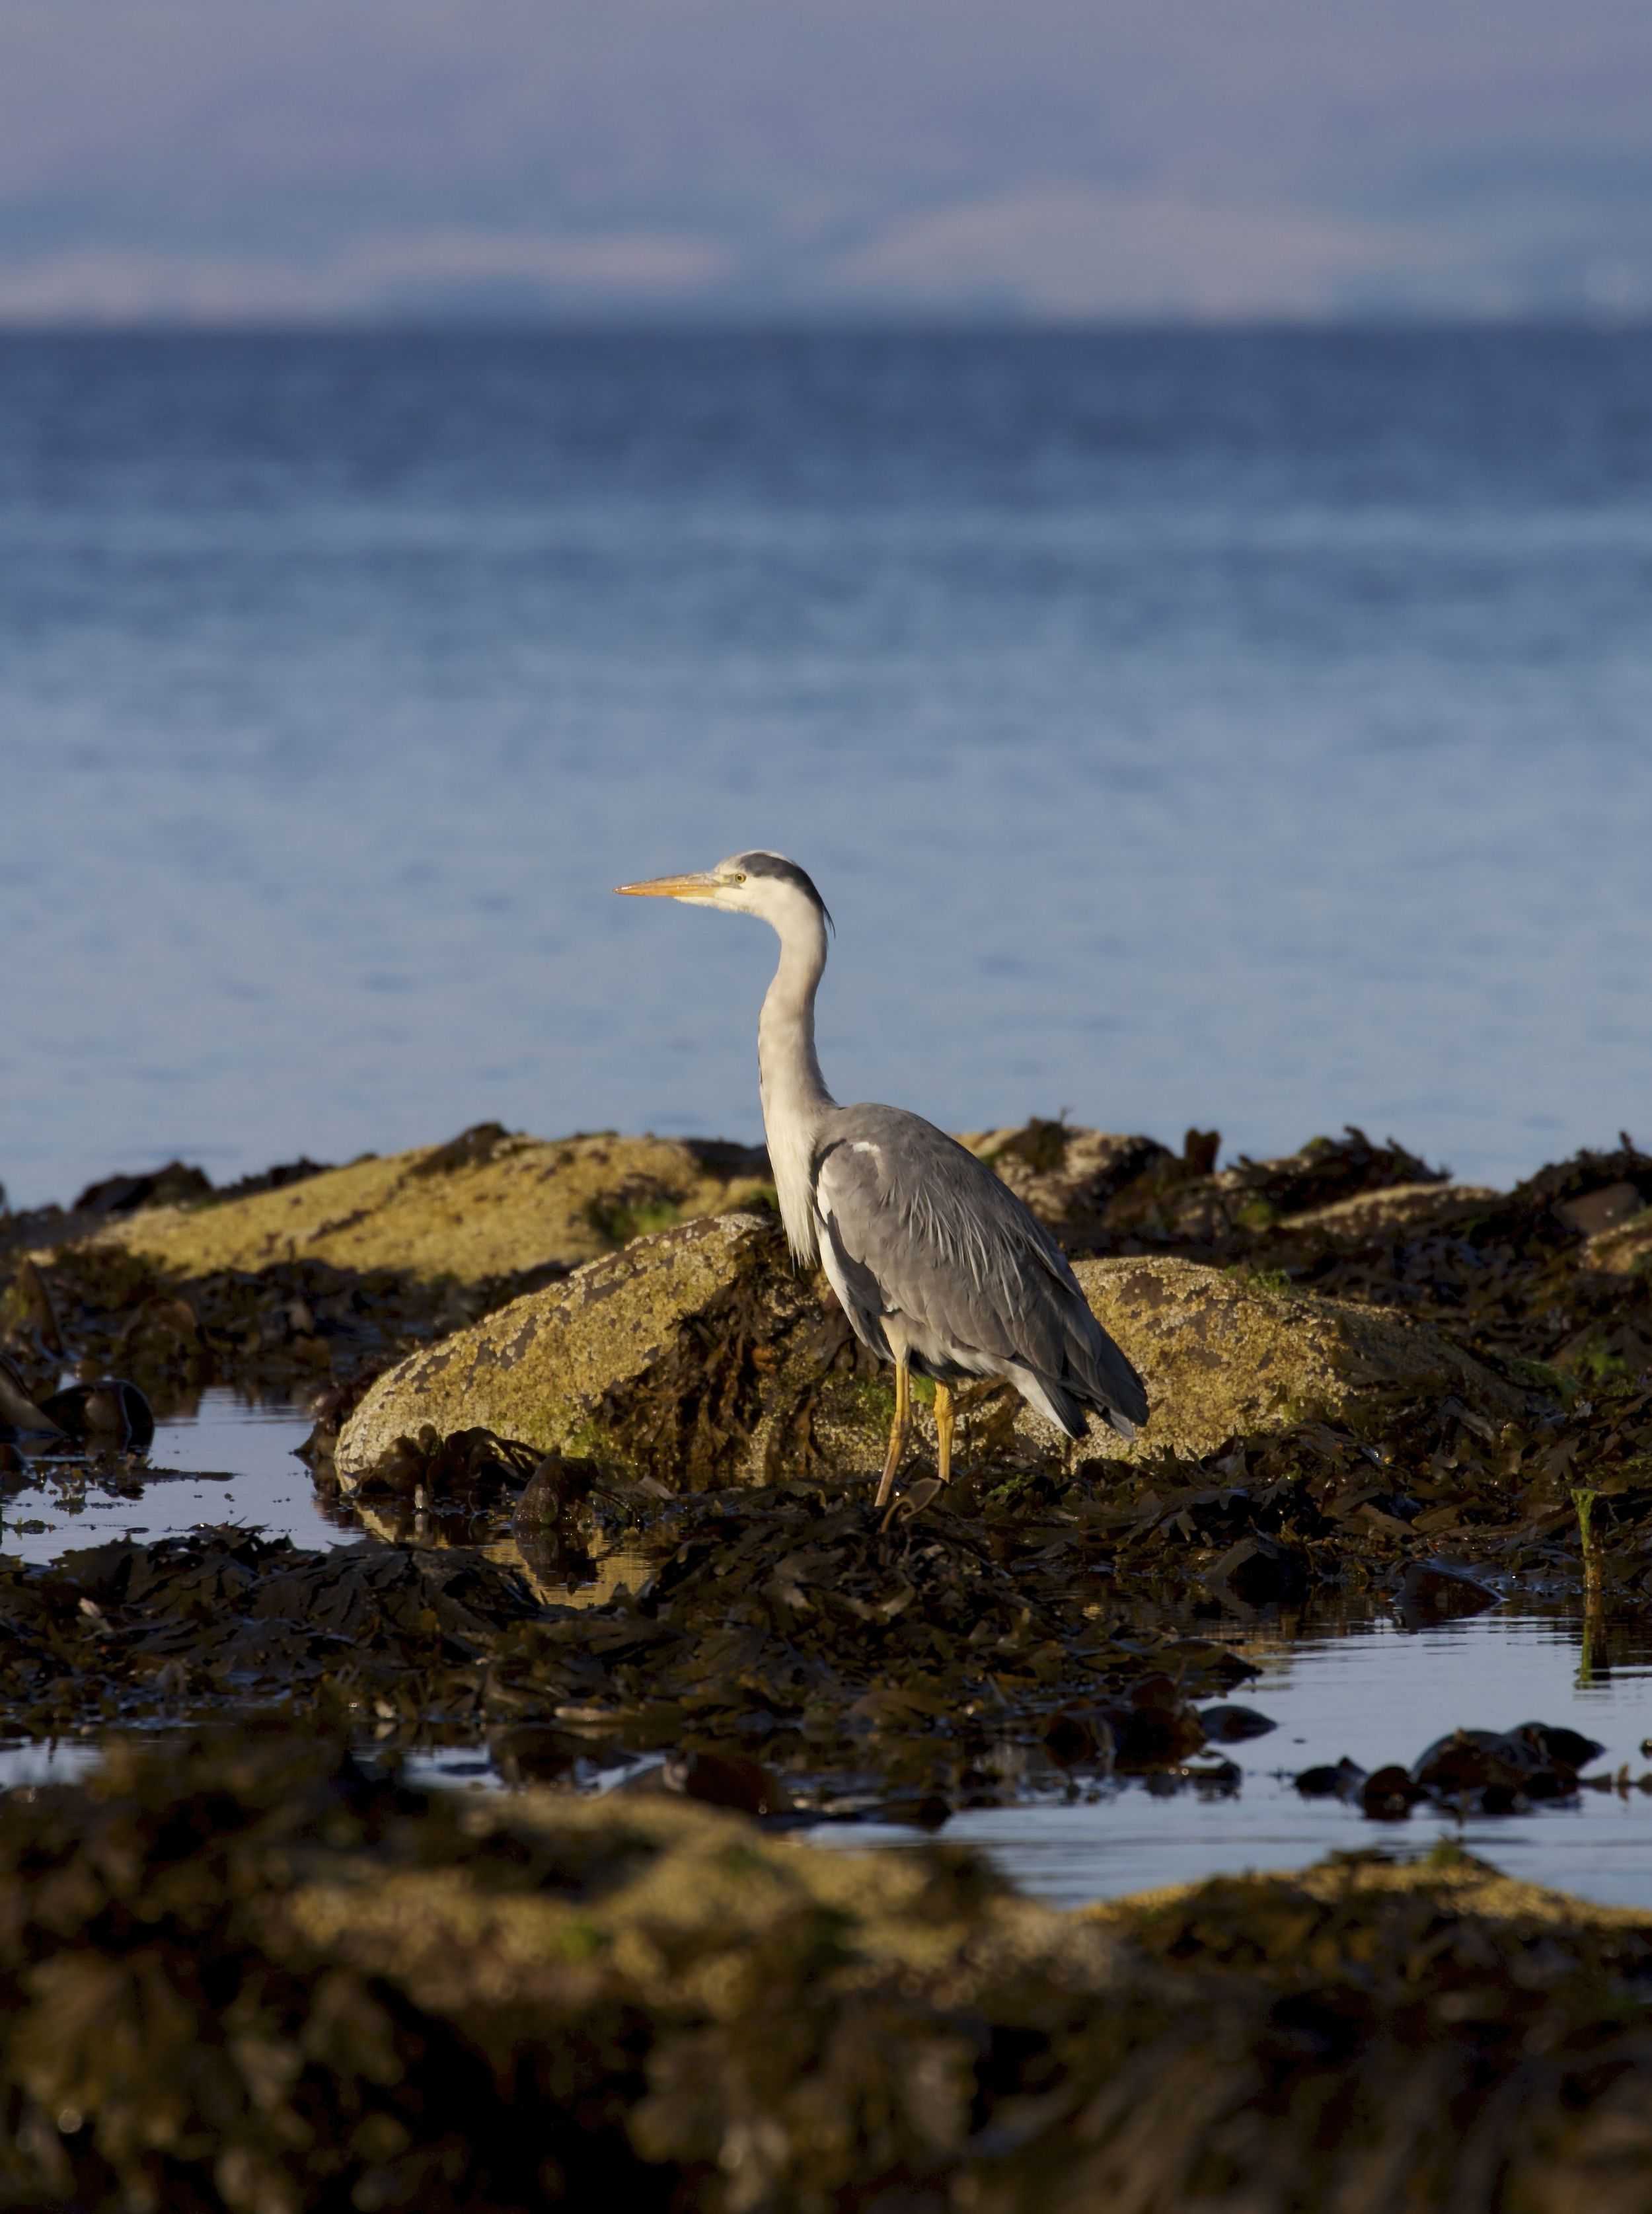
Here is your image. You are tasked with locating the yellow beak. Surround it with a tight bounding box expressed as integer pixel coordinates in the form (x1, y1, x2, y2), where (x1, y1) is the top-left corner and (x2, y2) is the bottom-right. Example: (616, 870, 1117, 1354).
(614, 871, 720, 899)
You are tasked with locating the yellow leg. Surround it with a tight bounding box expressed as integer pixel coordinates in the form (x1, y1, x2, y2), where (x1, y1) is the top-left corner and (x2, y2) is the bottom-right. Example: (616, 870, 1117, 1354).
(934, 1381, 954, 1485)
(874, 1356, 911, 1509)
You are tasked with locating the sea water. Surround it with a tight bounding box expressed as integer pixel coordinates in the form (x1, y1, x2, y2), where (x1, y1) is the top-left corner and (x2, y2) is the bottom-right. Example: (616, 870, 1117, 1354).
(3, 326, 1651, 1209)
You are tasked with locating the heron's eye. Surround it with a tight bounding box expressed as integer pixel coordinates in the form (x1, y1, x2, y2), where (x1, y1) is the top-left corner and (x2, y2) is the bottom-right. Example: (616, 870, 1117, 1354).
(729, 872, 747, 884)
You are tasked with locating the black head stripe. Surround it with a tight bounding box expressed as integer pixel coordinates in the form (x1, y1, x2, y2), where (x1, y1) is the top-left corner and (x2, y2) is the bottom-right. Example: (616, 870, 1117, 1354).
(731, 851, 833, 931)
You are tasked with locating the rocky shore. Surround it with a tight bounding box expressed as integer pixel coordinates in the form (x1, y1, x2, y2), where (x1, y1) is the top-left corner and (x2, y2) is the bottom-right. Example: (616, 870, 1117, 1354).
(1, 1727, 1650, 2212)
(3, 1116, 1651, 2205)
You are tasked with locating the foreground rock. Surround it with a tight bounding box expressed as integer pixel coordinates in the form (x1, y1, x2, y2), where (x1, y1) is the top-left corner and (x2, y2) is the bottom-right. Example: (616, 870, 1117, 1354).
(3, 1729, 1649, 2214)
(338, 1219, 1524, 1484)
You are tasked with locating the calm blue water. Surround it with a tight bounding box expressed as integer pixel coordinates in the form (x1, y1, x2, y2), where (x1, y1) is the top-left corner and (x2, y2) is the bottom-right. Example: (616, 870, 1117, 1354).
(3, 326, 1651, 1208)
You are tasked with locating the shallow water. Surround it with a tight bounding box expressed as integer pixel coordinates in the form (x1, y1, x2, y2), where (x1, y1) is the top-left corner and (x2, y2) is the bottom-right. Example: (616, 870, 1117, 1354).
(815, 1607, 1652, 1911)
(0, 1389, 328, 1566)
(6, 1393, 1652, 1909)
(5, 327, 1652, 1209)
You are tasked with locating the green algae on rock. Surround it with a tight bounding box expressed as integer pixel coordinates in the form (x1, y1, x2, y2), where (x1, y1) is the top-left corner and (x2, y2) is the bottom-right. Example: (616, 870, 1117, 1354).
(337, 1230, 1523, 1487)
(5, 1727, 1651, 2214)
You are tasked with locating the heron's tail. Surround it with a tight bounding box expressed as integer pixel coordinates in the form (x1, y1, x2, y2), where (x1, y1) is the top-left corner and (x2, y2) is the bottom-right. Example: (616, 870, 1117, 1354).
(1014, 1335, 1148, 1445)
(1017, 1371, 1139, 1444)
(1069, 1327, 1149, 1439)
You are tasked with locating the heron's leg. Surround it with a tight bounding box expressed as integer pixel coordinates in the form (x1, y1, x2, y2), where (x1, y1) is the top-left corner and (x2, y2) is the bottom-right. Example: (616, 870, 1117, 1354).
(934, 1381, 955, 1485)
(874, 1356, 911, 1510)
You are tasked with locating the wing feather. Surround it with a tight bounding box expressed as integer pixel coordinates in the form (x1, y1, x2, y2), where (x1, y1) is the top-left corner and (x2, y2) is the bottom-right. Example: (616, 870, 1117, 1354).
(811, 1106, 1148, 1428)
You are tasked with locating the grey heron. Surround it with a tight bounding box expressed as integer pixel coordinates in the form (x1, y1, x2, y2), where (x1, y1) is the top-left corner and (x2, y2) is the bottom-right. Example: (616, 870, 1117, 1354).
(616, 851, 1148, 1507)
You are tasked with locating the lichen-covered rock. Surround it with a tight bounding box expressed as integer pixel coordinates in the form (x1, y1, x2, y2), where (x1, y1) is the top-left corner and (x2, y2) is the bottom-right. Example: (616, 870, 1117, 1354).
(1010, 1256, 1524, 1463)
(338, 1221, 1524, 1489)
(76, 1124, 772, 1285)
(336, 1211, 797, 1482)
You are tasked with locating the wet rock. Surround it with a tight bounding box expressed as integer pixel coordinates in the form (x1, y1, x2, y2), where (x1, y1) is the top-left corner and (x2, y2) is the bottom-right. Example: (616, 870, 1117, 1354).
(489, 1722, 591, 1782)
(36, 1378, 155, 1454)
(340, 1227, 1526, 1489)
(81, 1126, 775, 1284)
(1413, 1724, 1591, 1807)
(1104, 1683, 1209, 1769)
(1362, 1763, 1427, 1819)
(1039, 1707, 1118, 1767)
(1051, 1256, 1524, 1465)
(1295, 1757, 1366, 1800)
(337, 1212, 788, 1483)
(1199, 1702, 1277, 1743)
(1205, 1533, 1308, 1606)
(663, 1747, 793, 1815)
(1394, 1557, 1501, 1628)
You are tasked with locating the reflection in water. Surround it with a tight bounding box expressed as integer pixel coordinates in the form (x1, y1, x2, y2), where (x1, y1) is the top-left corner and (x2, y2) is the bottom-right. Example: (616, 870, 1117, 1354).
(0, 1389, 335, 1564)
(816, 1601, 1652, 1910)
(485, 1541, 656, 1613)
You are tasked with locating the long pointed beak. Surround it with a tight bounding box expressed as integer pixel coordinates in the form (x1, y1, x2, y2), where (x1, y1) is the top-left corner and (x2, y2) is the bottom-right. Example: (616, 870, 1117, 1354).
(614, 871, 720, 899)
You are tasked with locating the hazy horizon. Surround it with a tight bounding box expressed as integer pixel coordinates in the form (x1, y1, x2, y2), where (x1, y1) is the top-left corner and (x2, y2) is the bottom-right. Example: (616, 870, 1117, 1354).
(1, 1, 1649, 324)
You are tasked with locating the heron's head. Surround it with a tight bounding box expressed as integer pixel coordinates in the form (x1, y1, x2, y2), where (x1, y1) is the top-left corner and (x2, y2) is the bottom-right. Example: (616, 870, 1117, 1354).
(615, 851, 832, 933)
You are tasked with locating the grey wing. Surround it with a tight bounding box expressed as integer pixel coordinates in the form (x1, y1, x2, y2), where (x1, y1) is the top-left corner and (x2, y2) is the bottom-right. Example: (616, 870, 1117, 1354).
(811, 1104, 1148, 1437)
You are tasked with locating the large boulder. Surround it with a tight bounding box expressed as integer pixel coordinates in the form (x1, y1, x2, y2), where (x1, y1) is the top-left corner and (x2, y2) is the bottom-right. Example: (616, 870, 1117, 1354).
(1044, 1256, 1524, 1459)
(78, 1125, 772, 1285)
(336, 1211, 804, 1484)
(337, 1222, 1525, 1488)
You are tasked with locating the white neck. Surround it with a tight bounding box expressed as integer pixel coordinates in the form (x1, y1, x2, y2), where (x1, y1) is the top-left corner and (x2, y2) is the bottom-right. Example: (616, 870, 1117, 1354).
(756, 896, 835, 1263)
